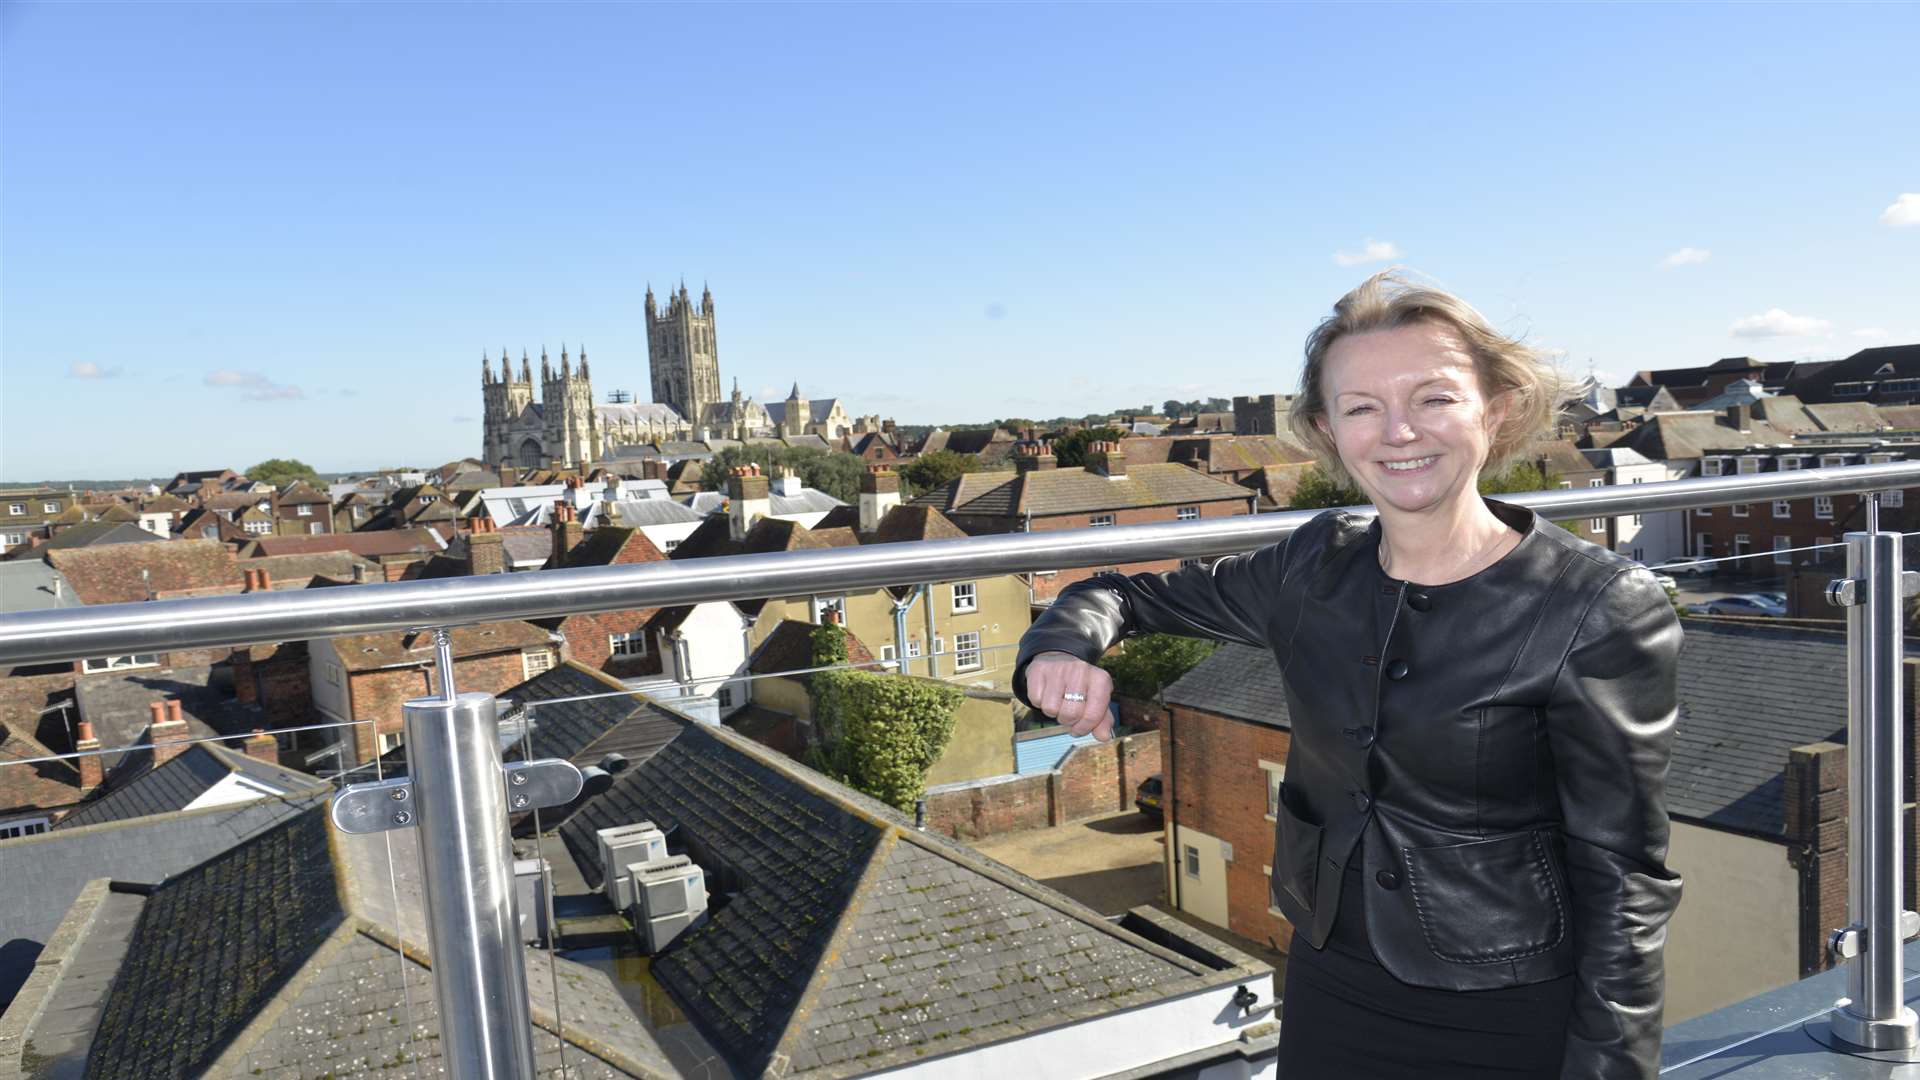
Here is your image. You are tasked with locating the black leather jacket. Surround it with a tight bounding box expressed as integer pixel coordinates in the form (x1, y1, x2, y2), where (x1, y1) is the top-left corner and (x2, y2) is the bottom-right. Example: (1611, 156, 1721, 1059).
(1013, 499, 1683, 1080)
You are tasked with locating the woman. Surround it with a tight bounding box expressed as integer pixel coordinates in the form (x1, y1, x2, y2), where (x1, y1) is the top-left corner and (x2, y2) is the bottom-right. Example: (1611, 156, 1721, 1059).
(1013, 272, 1682, 1079)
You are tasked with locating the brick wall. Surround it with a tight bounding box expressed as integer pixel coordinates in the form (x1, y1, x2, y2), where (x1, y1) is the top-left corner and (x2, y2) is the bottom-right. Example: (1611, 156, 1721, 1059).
(232, 644, 317, 733)
(923, 730, 1161, 840)
(1784, 740, 1847, 979)
(557, 609, 664, 678)
(0, 668, 79, 746)
(1164, 702, 1296, 951)
(1021, 500, 1250, 601)
(345, 651, 528, 762)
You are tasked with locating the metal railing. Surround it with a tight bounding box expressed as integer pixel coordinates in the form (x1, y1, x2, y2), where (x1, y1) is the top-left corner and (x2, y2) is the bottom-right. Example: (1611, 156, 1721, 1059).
(6, 461, 1920, 1076)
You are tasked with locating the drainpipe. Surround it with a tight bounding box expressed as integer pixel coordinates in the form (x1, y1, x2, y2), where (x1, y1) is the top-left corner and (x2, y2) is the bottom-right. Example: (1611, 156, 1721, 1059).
(921, 583, 937, 678)
(892, 589, 917, 674)
(1168, 706, 1182, 914)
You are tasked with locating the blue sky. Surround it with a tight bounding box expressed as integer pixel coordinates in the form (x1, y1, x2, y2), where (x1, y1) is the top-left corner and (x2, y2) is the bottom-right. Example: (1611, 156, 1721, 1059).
(2, 2, 1915, 481)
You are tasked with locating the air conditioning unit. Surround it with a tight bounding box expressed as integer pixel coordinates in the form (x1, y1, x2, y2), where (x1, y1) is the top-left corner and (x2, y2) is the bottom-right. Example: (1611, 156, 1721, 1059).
(513, 857, 552, 944)
(627, 855, 709, 953)
(597, 822, 667, 910)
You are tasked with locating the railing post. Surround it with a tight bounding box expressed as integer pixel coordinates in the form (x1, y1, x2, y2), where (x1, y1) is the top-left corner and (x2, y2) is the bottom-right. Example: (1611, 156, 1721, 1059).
(1824, 500, 1919, 1052)
(404, 628, 538, 1077)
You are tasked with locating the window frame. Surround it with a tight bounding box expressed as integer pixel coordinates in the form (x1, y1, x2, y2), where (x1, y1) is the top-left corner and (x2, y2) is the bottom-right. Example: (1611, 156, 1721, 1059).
(955, 630, 983, 672)
(1815, 495, 1835, 520)
(608, 631, 649, 657)
(1773, 500, 1792, 519)
(1183, 844, 1201, 879)
(1774, 535, 1793, 566)
(1260, 760, 1285, 822)
(1175, 505, 1200, 522)
(522, 648, 555, 678)
(1089, 513, 1116, 528)
(82, 653, 161, 673)
(950, 581, 978, 614)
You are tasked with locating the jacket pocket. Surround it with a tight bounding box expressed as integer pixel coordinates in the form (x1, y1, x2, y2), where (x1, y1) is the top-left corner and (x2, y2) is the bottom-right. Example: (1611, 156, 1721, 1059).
(1401, 830, 1566, 965)
(1271, 783, 1323, 914)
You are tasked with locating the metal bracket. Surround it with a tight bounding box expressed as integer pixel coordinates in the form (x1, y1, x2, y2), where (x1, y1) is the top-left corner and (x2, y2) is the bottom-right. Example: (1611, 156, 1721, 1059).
(1828, 572, 1920, 608)
(330, 758, 585, 835)
(1829, 912, 1920, 960)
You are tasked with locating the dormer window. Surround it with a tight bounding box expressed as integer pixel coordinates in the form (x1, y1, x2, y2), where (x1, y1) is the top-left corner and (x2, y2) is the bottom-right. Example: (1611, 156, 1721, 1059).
(1822, 454, 1849, 468)
(1737, 457, 1761, 475)
(1833, 381, 1874, 398)
(1780, 456, 1804, 471)
(1701, 458, 1724, 477)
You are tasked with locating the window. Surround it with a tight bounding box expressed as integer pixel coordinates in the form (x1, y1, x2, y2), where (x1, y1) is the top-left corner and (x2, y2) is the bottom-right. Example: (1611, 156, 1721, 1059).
(810, 595, 846, 624)
(880, 644, 898, 670)
(41, 502, 58, 514)
(201, 525, 220, 539)
(955, 631, 982, 672)
(1832, 381, 1874, 398)
(1883, 378, 1920, 394)
(0, 532, 22, 547)
(1696, 533, 1713, 558)
(1590, 478, 1605, 487)
(663, 539, 680, 551)
(296, 504, 313, 517)
(932, 636, 945, 661)
(308, 522, 324, 534)
(1774, 536, 1793, 566)
(1781, 457, 1804, 471)
(1732, 503, 1749, 517)
(717, 686, 734, 709)
(1089, 514, 1116, 527)
(1822, 455, 1848, 468)
(1733, 534, 1752, 557)
(1180, 557, 1202, 569)
(522, 649, 554, 678)
(1738, 457, 1761, 475)
(245, 519, 272, 535)
(906, 640, 922, 659)
(0, 818, 50, 840)
(1176, 505, 1200, 521)
(1184, 844, 1201, 879)
(378, 731, 403, 755)
(951, 581, 977, 614)
(82, 653, 161, 673)
(1887, 489, 1906, 508)
(1815, 496, 1835, 519)
(1261, 761, 1286, 821)
(1767, 500, 1790, 518)
(6, 504, 22, 515)
(1701, 459, 1723, 477)
(609, 631, 648, 657)
(1695, 504, 1710, 516)
(1589, 516, 1605, 533)
(1631, 477, 1644, 525)
(1559, 480, 1573, 489)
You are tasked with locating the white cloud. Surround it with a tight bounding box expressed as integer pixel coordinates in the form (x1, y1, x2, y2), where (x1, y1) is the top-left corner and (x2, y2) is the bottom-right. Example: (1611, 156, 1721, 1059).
(1332, 239, 1401, 267)
(1881, 193, 1920, 227)
(206, 368, 303, 401)
(1854, 327, 1890, 340)
(1659, 247, 1711, 268)
(1729, 308, 1833, 338)
(68, 361, 118, 379)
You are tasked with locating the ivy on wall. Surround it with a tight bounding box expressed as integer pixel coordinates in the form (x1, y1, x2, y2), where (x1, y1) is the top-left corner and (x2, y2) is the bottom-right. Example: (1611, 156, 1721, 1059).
(807, 622, 964, 811)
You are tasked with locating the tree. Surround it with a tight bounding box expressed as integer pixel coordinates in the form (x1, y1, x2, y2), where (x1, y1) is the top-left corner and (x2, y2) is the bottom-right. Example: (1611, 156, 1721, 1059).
(1162, 399, 1186, 417)
(1050, 426, 1129, 468)
(1478, 461, 1553, 496)
(245, 458, 320, 489)
(1099, 634, 1218, 701)
(701, 445, 867, 503)
(806, 622, 963, 811)
(900, 450, 979, 498)
(1287, 464, 1368, 510)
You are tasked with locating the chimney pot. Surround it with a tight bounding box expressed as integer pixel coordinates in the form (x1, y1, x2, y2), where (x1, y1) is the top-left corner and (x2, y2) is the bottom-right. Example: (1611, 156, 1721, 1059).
(167, 700, 183, 725)
(149, 701, 166, 726)
(76, 721, 97, 745)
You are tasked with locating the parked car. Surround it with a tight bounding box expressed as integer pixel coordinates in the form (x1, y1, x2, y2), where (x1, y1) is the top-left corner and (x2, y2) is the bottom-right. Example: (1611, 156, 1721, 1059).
(1659, 558, 1715, 577)
(1135, 774, 1164, 820)
(1687, 594, 1787, 617)
(1752, 591, 1788, 608)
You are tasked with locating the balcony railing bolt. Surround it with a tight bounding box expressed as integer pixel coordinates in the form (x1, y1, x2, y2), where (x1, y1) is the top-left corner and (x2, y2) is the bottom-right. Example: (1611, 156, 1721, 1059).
(390, 788, 408, 801)
(392, 810, 411, 826)
(511, 771, 527, 786)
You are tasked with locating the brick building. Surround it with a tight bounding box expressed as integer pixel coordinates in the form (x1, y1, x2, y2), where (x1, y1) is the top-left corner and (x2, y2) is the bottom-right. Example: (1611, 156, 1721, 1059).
(909, 442, 1255, 603)
(536, 507, 669, 678)
(271, 481, 334, 535)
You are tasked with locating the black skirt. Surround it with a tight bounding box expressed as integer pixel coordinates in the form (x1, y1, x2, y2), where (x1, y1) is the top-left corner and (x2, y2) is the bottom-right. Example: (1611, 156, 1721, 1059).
(1277, 860, 1577, 1079)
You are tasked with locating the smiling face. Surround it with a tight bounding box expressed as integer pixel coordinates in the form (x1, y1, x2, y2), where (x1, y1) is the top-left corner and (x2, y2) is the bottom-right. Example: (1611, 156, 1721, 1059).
(1314, 322, 1509, 518)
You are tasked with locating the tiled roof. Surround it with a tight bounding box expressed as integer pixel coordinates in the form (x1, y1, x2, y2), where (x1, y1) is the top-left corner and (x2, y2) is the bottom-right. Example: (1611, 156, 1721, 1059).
(502, 661, 686, 771)
(243, 528, 445, 559)
(921, 462, 1253, 520)
(55, 743, 323, 830)
(1530, 438, 1601, 478)
(249, 550, 378, 586)
(0, 717, 80, 815)
(556, 722, 1229, 1076)
(47, 539, 240, 604)
(0, 792, 320, 1008)
(866, 503, 969, 544)
(559, 525, 668, 569)
(83, 809, 344, 1080)
(747, 618, 878, 679)
(332, 621, 552, 672)
(1238, 464, 1315, 510)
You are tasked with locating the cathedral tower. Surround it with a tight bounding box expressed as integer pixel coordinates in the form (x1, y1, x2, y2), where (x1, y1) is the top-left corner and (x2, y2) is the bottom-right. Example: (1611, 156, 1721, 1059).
(482, 349, 537, 467)
(646, 282, 721, 428)
(541, 344, 600, 468)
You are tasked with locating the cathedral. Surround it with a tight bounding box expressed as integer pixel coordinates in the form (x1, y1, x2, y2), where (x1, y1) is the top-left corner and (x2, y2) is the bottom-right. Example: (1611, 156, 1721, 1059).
(480, 283, 855, 470)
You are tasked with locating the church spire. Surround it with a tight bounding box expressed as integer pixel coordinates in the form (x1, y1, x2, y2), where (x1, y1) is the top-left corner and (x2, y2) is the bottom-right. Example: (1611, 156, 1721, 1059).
(482, 352, 492, 384)
(645, 282, 656, 318)
(560, 342, 570, 378)
(520, 350, 531, 383)
(500, 351, 512, 384)
(788, 381, 802, 400)
(579, 344, 589, 381)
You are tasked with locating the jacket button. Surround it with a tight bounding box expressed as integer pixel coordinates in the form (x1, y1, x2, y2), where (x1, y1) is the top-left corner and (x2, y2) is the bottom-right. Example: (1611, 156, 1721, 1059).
(1407, 591, 1432, 612)
(1376, 869, 1401, 890)
(1346, 725, 1376, 747)
(1386, 659, 1410, 680)
(1350, 789, 1372, 813)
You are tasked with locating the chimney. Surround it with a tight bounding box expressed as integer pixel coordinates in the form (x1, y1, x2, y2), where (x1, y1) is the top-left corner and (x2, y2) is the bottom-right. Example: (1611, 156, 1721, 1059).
(774, 467, 803, 499)
(603, 475, 622, 503)
(75, 720, 103, 793)
(1086, 441, 1127, 479)
(1726, 403, 1752, 432)
(641, 459, 668, 482)
(351, 561, 372, 584)
(728, 465, 771, 541)
(500, 466, 521, 487)
(882, 419, 896, 435)
(150, 700, 190, 767)
(243, 728, 279, 765)
(469, 530, 506, 575)
(550, 500, 583, 565)
(1014, 442, 1058, 473)
(859, 466, 902, 533)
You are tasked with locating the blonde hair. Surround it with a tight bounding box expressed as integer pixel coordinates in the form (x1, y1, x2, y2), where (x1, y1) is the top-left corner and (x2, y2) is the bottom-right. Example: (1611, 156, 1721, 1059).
(1287, 270, 1566, 488)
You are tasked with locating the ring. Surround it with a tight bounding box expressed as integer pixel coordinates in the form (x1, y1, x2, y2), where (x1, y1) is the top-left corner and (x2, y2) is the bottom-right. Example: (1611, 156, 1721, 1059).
(1063, 692, 1087, 702)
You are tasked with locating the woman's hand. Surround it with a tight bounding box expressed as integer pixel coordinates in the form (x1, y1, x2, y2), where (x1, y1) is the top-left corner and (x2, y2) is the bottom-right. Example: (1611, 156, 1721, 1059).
(1024, 651, 1116, 741)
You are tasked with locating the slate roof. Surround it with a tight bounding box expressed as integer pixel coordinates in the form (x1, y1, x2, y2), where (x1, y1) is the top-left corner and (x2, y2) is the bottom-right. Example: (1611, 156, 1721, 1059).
(38, 521, 163, 550)
(1161, 644, 1291, 728)
(501, 661, 687, 770)
(556, 721, 1244, 1077)
(54, 742, 322, 830)
(0, 792, 320, 1008)
(241, 528, 445, 559)
(248, 550, 378, 587)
